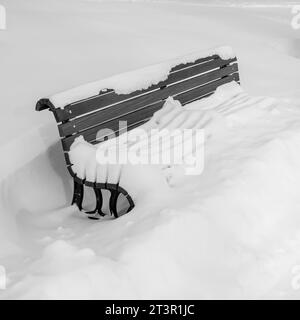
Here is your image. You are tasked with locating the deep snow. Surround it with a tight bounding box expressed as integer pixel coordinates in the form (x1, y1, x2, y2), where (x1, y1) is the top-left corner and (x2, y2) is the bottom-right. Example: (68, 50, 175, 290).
(0, 0, 300, 299)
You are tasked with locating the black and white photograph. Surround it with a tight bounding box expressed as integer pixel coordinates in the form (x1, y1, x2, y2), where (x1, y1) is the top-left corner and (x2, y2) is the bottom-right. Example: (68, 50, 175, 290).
(0, 0, 300, 303)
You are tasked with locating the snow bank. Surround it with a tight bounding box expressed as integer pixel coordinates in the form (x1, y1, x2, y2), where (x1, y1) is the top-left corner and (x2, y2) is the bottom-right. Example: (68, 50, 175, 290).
(5, 104, 300, 299)
(46, 81, 300, 299)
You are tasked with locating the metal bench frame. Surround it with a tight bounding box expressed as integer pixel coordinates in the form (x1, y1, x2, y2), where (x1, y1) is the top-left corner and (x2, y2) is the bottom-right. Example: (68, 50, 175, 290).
(36, 53, 240, 219)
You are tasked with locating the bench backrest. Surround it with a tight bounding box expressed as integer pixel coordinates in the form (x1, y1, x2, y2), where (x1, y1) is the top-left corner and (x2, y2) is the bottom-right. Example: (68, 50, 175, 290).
(36, 54, 239, 163)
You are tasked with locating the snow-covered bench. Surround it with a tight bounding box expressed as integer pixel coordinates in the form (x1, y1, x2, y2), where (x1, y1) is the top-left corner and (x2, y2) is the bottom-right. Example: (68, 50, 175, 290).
(36, 47, 240, 219)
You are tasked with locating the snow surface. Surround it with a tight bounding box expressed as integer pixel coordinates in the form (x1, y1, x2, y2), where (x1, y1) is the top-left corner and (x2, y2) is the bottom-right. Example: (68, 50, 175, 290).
(0, 0, 300, 299)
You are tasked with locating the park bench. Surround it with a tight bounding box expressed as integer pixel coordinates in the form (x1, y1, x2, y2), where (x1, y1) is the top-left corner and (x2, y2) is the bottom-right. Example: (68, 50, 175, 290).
(36, 48, 240, 219)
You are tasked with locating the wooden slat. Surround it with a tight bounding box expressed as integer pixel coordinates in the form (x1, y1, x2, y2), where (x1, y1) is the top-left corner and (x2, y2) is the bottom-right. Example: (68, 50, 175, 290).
(92, 118, 151, 144)
(59, 63, 238, 137)
(61, 57, 237, 121)
(61, 73, 238, 151)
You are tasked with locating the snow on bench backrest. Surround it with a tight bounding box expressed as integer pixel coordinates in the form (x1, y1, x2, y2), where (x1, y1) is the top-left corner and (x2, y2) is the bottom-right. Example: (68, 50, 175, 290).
(36, 47, 239, 157)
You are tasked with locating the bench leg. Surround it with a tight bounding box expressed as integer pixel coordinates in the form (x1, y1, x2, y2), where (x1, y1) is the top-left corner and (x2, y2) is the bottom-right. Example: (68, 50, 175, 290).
(109, 189, 120, 218)
(71, 179, 84, 211)
(108, 188, 135, 218)
(85, 187, 105, 218)
(127, 196, 135, 213)
(71, 179, 135, 219)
